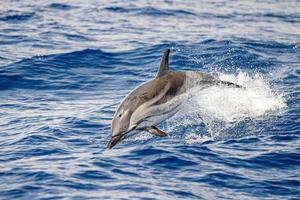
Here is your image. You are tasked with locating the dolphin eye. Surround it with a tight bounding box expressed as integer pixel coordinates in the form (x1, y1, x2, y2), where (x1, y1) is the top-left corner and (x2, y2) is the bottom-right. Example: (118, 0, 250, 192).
(118, 114, 122, 117)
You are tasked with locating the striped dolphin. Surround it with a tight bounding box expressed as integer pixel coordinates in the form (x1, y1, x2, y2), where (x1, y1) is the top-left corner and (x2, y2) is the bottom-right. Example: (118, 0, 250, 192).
(107, 49, 241, 148)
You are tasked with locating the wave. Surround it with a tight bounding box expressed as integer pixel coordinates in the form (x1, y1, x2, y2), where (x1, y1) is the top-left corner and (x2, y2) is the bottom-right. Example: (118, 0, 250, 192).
(104, 6, 196, 17)
(47, 3, 76, 10)
(0, 10, 35, 22)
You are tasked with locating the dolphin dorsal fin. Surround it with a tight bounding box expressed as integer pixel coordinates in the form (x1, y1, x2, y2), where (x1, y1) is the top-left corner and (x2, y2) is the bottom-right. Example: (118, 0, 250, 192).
(156, 49, 170, 78)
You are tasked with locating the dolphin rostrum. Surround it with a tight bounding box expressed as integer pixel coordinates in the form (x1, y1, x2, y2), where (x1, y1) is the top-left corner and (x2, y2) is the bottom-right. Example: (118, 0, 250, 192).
(107, 49, 241, 149)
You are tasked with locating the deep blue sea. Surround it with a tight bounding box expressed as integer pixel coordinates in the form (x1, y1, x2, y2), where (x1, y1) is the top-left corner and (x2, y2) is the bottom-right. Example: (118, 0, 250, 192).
(1, 0, 300, 199)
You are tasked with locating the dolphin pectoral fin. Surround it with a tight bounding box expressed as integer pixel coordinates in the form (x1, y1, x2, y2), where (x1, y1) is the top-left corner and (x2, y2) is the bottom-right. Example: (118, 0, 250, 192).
(147, 126, 168, 137)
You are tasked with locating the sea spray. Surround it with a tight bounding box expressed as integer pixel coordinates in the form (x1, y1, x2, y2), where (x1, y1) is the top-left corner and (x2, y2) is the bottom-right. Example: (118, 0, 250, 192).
(167, 71, 287, 143)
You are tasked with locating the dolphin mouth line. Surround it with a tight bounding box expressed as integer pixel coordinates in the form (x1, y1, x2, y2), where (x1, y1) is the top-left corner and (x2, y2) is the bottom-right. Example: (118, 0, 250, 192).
(107, 134, 123, 149)
(107, 125, 137, 149)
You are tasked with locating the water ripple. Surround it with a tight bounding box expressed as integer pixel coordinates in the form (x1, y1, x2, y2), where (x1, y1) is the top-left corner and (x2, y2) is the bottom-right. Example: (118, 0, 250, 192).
(0, 0, 300, 199)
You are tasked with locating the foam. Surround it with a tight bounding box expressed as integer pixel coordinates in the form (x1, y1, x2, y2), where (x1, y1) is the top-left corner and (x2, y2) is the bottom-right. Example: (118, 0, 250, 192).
(184, 132, 212, 144)
(180, 71, 287, 142)
(193, 72, 287, 122)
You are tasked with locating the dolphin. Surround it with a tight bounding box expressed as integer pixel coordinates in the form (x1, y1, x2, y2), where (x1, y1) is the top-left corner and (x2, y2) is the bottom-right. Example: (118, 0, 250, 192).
(107, 49, 241, 149)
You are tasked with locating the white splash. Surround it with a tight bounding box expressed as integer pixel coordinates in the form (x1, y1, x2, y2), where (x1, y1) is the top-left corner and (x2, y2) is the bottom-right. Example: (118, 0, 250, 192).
(184, 132, 212, 144)
(192, 71, 287, 122)
(178, 71, 287, 143)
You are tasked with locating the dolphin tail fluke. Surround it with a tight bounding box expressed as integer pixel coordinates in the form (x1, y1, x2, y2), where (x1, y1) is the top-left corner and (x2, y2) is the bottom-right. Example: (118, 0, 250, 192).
(147, 126, 168, 137)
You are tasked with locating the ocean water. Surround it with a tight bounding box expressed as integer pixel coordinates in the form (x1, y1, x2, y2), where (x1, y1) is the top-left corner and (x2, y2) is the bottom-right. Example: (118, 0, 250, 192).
(0, 0, 300, 199)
